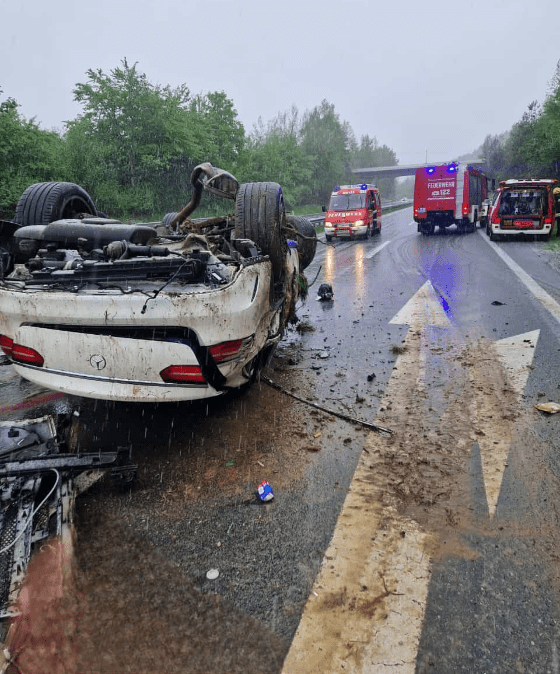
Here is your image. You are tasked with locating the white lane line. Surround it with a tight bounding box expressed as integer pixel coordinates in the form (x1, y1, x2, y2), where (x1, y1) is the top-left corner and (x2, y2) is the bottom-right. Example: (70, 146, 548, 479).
(494, 330, 540, 398)
(480, 231, 560, 324)
(365, 240, 391, 259)
(408, 220, 417, 227)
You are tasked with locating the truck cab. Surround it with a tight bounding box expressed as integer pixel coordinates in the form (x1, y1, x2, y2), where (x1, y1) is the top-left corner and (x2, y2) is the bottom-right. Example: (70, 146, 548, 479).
(323, 184, 381, 241)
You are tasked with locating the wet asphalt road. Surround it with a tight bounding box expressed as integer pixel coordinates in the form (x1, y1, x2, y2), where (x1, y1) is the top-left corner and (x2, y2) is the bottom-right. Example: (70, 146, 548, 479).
(2, 206, 560, 672)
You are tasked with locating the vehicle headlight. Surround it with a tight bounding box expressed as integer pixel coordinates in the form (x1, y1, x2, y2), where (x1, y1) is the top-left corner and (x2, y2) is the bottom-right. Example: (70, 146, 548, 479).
(325, 222, 333, 228)
(353, 220, 364, 227)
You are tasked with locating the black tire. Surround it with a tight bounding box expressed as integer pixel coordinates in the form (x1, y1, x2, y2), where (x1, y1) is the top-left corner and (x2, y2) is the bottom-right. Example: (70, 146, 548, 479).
(234, 182, 287, 278)
(421, 221, 435, 236)
(285, 215, 317, 271)
(14, 182, 97, 226)
(325, 234, 332, 242)
(162, 212, 178, 230)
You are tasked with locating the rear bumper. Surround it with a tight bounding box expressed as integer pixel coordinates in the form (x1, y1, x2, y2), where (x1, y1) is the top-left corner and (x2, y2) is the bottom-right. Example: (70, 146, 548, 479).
(0, 259, 290, 402)
(12, 363, 224, 402)
(490, 222, 552, 236)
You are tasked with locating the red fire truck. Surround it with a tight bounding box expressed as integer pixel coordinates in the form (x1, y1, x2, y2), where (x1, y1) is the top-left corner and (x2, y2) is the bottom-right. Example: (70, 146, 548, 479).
(323, 184, 381, 241)
(413, 163, 491, 235)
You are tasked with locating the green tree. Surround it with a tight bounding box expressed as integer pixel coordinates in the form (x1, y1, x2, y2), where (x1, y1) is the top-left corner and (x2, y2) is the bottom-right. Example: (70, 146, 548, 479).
(66, 60, 200, 216)
(481, 133, 507, 179)
(239, 106, 313, 208)
(351, 134, 398, 198)
(0, 90, 66, 216)
(189, 91, 245, 169)
(503, 101, 546, 177)
(299, 100, 349, 204)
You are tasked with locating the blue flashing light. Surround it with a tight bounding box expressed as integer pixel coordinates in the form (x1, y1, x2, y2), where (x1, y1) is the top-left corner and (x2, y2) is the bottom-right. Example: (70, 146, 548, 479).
(447, 164, 457, 173)
(426, 167, 436, 175)
(333, 185, 340, 192)
(360, 183, 368, 190)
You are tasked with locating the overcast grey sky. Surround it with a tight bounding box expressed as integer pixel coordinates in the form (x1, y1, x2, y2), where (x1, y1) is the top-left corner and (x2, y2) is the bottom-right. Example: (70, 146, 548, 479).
(1, 0, 559, 166)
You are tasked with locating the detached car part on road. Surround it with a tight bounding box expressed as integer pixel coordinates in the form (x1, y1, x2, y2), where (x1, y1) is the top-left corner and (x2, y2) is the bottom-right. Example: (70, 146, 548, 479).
(0, 164, 316, 402)
(0, 415, 135, 633)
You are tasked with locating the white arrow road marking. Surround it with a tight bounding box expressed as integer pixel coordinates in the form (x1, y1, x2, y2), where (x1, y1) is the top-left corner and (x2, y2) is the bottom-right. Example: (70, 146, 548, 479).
(471, 330, 539, 517)
(284, 285, 454, 674)
(283, 279, 538, 671)
(480, 231, 560, 324)
(282, 328, 435, 674)
(389, 280, 452, 328)
(494, 330, 539, 398)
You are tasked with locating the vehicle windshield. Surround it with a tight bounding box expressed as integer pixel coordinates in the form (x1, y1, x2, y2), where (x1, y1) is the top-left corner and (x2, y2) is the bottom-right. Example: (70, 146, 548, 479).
(498, 189, 548, 217)
(329, 194, 366, 211)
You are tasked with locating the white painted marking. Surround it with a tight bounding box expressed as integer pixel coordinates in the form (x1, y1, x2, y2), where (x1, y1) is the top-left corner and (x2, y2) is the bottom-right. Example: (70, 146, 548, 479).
(282, 327, 434, 674)
(408, 220, 417, 227)
(389, 280, 451, 327)
(475, 330, 539, 517)
(365, 240, 391, 259)
(480, 232, 560, 324)
(494, 330, 539, 398)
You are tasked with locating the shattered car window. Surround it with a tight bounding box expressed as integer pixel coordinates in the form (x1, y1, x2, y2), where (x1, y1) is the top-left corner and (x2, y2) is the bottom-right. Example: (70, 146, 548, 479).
(498, 189, 547, 217)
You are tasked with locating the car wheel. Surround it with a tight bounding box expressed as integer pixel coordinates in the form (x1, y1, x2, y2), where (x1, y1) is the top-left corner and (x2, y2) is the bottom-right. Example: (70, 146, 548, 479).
(285, 215, 317, 271)
(162, 212, 178, 230)
(14, 182, 97, 226)
(490, 231, 497, 241)
(234, 182, 287, 279)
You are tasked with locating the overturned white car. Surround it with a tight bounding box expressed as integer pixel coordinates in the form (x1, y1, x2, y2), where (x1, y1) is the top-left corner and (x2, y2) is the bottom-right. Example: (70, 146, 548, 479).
(0, 164, 316, 403)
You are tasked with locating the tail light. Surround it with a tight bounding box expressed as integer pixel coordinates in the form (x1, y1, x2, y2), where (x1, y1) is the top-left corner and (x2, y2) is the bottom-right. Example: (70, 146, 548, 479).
(462, 204, 469, 215)
(160, 337, 252, 384)
(209, 338, 245, 363)
(492, 211, 501, 225)
(160, 365, 205, 384)
(209, 336, 252, 363)
(0, 335, 14, 357)
(12, 343, 44, 366)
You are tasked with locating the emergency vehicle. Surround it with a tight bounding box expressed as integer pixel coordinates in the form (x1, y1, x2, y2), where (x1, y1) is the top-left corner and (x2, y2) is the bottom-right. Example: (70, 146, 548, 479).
(413, 163, 490, 235)
(488, 178, 559, 241)
(323, 184, 381, 241)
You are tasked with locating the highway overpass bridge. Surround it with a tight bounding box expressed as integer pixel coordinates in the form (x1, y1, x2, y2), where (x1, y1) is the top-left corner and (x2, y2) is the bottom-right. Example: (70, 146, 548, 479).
(352, 159, 486, 181)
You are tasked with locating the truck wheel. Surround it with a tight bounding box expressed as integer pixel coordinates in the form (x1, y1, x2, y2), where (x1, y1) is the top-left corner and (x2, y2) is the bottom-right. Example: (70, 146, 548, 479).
(457, 218, 469, 235)
(325, 234, 332, 242)
(14, 182, 97, 226)
(285, 215, 317, 271)
(234, 182, 287, 279)
(421, 221, 435, 236)
(471, 211, 478, 233)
